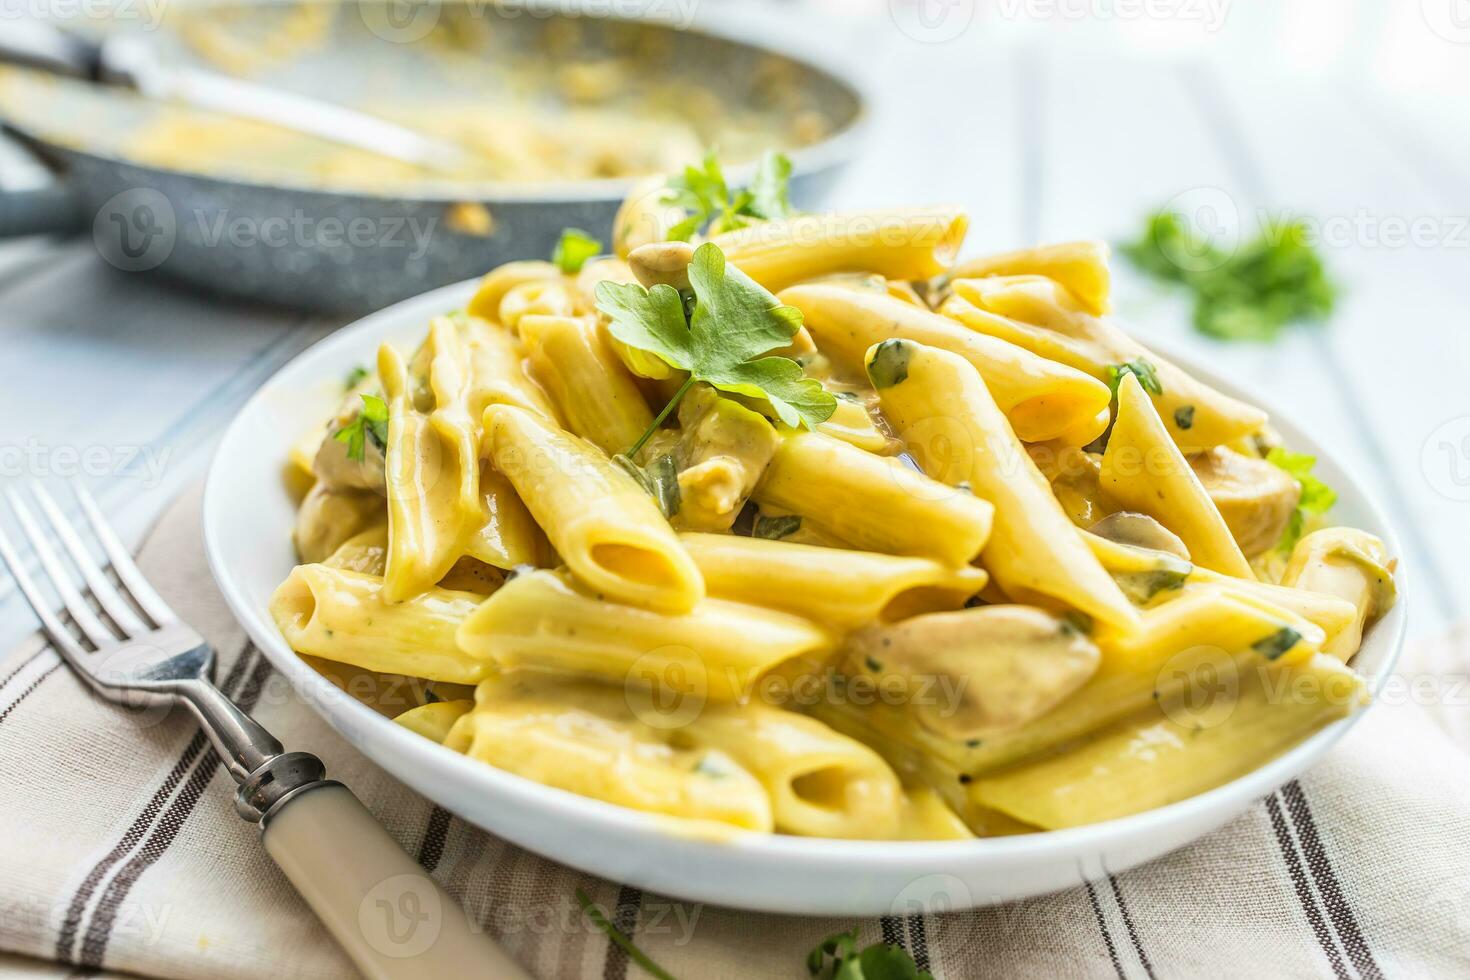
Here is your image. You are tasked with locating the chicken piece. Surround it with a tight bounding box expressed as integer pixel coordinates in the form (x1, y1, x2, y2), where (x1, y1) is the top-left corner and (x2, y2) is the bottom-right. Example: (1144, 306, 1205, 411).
(293, 482, 383, 564)
(671, 388, 780, 532)
(1281, 528, 1397, 661)
(843, 606, 1101, 741)
(1190, 447, 1300, 557)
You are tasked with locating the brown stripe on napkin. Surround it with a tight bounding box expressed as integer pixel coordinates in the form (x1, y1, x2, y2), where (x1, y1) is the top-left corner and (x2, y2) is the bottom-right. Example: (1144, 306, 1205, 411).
(74, 649, 273, 969)
(53, 640, 259, 964)
(416, 806, 454, 873)
(601, 884, 643, 979)
(0, 652, 60, 725)
(1280, 781, 1385, 980)
(1267, 792, 1351, 979)
(1084, 879, 1126, 980)
(1107, 877, 1157, 980)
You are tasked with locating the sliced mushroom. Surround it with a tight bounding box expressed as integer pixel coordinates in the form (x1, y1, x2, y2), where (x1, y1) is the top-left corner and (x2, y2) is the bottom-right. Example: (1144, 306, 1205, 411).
(294, 482, 383, 564)
(1190, 447, 1300, 557)
(671, 388, 780, 532)
(1281, 528, 1397, 661)
(1089, 512, 1190, 561)
(843, 605, 1101, 742)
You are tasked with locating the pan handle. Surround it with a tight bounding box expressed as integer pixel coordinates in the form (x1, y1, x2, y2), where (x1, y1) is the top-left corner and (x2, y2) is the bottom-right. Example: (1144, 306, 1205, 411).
(0, 184, 86, 238)
(0, 21, 106, 80)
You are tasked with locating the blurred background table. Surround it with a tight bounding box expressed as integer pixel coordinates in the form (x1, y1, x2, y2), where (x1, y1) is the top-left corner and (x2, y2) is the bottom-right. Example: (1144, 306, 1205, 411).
(2, 0, 1466, 650)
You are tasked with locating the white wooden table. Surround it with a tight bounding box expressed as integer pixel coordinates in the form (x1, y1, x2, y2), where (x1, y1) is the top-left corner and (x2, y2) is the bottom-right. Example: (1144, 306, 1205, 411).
(2, 0, 1465, 651)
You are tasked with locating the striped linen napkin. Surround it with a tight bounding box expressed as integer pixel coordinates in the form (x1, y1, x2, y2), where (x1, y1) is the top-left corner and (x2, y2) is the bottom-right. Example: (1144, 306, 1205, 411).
(1, 483, 1467, 980)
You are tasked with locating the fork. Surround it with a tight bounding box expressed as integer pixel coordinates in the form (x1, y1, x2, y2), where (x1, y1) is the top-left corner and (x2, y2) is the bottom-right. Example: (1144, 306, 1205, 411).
(0, 482, 532, 980)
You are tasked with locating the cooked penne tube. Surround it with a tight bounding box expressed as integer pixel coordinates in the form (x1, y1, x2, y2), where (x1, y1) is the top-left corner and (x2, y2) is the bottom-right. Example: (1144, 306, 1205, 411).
(460, 463, 549, 570)
(465, 260, 561, 323)
(1101, 374, 1254, 578)
(678, 532, 988, 629)
(395, 700, 474, 744)
(709, 206, 969, 293)
(460, 315, 562, 424)
(519, 314, 654, 456)
(498, 279, 579, 333)
(897, 786, 976, 840)
(484, 404, 703, 613)
(379, 328, 483, 601)
(968, 654, 1367, 829)
(1081, 529, 1358, 642)
(453, 673, 775, 831)
(942, 277, 1268, 451)
(271, 564, 491, 684)
(669, 699, 906, 839)
(456, 569, 832, 702)
(870, 339, 1137, 630)
(753, 430, 995, 567)
(1282, 528, 1398, 661)
(782, 283, 1112, 444)
(946, 241, 1113, 315)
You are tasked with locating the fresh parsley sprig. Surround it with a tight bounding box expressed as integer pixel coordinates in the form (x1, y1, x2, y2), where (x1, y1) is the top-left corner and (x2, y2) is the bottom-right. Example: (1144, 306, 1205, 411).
(1122, 209, 1338, 342)
(1267, 447, 1337, 554)
(332, 393, 389, 463)
(664, 150, 794, 241)
(552, 227, 603, 274)
(807, 928, 935, 980)
(596, 241, 836, 457)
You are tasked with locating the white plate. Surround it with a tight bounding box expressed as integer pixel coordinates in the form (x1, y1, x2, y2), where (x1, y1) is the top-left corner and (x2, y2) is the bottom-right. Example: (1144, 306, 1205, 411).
(203, 278, 1407, 916)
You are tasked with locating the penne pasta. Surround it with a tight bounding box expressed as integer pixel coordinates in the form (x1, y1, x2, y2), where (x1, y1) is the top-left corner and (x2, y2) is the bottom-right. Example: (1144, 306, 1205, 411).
(709, 206, 969, 293)
(394, 700, 474, 744)
(753, 430, 995, 567)
(946, 241, 1113, 315)
(782, 283, 1112, 444)
(519, 313, 654, 456)
(270, 564, 491, 684)
(1100, 374, 1254, 578)
(1281, 528, 1397, 661)
(485, 403, 703, 613)
(465, 260, 561, 323)
(869, 339, 1138, 631)
(968, 654, 1366, 829)
(456, 568, 832, 702)
(678, 532, 989, 629)
(943, 276, 1268, 451)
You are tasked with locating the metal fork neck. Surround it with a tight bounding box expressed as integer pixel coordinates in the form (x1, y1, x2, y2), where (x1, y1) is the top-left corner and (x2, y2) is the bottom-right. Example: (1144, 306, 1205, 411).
(174, 678, 285, 783)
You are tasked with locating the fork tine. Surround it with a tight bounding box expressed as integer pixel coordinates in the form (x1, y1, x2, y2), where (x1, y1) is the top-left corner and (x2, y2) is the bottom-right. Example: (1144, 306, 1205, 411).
(30, 484, 148, 637)
(5, 490, 117, 648)
(0, 523, 92, 664)
(70, 480, 175, 625)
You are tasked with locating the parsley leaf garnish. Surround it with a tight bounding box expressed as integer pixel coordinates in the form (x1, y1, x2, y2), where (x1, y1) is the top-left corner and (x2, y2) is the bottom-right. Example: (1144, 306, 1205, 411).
(552, 227, 603, 274)
(1267, 447, 1338, 554)
(332, 394, 389, 462)
(1122, 210, 1338, 342)
(663, 150, 794, 241)
(807, 928, 935, 980)
(1106, 358, 1163, 397)
(575, 889, 677, 980)
(596, 242, 836, 456)
(613, 453, 681, 518)
(343, 364, 368, 391)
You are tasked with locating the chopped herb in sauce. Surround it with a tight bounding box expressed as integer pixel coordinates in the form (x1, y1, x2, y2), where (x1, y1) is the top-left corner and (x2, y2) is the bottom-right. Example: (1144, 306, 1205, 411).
(865, 339, 912, 389)
(1174, 405, 1196, 430)
(754, 514, 802, 540)
(343, 365, 368, 391)
(1252, 627, 1302, 661)
(1106, 358, 1163, 397)
(332, 393, 389, 462)
(1115, 566, 1191, 605)
(612, 453, 681, 519)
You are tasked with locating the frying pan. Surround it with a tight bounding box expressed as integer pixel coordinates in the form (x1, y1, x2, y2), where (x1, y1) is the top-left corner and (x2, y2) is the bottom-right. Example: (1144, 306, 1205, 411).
(0, 1, 866, 314)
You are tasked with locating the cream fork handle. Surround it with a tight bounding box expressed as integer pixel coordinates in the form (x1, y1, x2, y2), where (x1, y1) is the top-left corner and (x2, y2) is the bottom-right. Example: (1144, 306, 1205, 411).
(262, 783, 533, 980)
